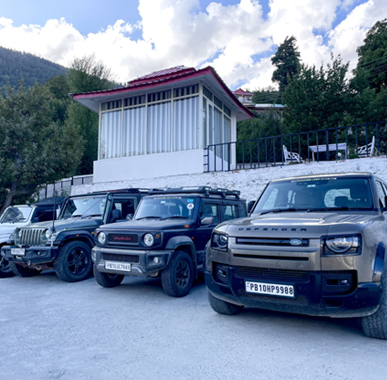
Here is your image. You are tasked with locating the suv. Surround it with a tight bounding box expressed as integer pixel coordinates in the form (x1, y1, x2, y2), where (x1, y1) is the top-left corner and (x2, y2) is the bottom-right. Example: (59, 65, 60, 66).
(0, 197, 63, 278)
(92, 187, 247, 297)
(205, 173, 387, 339)
(2, 189, 147, 282)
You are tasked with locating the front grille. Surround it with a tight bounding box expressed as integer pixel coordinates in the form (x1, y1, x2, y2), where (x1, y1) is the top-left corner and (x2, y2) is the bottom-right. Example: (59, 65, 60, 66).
(108, 234, 138, 244)
(20, 228, 45, 246)
(236, 237, 309, 247)
(233, 266, 311, 283)
(103, 253, 139, 263)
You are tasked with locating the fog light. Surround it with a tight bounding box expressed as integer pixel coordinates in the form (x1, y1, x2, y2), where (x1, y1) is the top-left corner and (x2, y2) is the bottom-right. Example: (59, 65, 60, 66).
(91, 250, 96, 262)
(153, 257, 160, 264)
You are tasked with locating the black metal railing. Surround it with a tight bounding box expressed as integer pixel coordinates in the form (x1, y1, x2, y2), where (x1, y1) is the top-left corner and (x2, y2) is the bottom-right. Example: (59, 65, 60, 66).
(204, 121, 387, 172)
(39, 174, 93, 200)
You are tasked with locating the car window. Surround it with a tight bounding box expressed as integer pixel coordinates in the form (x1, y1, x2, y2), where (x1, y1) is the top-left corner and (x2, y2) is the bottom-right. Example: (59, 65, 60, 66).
(223, 204, 239, 221)
(201, 203, 219, 224)
(375, 181, 386, 209)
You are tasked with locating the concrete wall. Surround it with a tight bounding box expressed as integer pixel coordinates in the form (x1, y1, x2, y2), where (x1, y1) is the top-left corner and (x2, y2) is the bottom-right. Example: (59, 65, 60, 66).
(73, 156, 387, 202)
(93, 149, 204, 183)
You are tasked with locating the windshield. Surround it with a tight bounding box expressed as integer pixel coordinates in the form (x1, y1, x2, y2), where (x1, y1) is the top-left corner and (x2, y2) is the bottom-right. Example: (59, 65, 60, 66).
(252, 177, 374, 214)
(135, 196, 197, 220)
(60, 196, 107, 219)
(0, 206, 33, 223)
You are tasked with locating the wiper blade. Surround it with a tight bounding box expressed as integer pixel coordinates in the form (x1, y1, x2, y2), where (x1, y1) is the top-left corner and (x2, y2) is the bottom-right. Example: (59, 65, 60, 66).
(136, 216, 162, 220)
(81, 214, 102, 219)
(307, 207, 349, 212)
(260, 207, 299, 216)
(160, 216, 188, 220)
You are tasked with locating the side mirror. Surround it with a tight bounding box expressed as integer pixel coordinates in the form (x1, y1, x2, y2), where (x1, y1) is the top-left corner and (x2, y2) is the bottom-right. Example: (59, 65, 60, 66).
(126, 214, 133, 221)
(201, 215, 214, 225)
(247, 200, 255, 214)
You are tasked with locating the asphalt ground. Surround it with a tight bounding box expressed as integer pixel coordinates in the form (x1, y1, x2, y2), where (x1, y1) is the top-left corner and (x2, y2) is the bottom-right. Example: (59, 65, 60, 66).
(1, 272, 387, 380)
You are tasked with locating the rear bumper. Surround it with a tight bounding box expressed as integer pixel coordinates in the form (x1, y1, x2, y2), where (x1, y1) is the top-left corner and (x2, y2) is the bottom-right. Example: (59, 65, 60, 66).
(1, 245, 58, 266)
(204, 264, 382, 318)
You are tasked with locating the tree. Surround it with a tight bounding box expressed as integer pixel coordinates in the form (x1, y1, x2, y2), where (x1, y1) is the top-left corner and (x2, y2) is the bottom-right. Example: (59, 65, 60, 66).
(0, 83, 83, 214)
(252, 86, 281, 104)
(66, 54, 116, 174)
(355, 18, 387, 93)
(282, 55, 351, 133)
(271, 36, 301, 95)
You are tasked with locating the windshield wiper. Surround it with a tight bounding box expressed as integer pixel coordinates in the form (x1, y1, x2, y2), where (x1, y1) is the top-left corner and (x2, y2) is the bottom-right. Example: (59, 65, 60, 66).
(160, 216, 188, 220)
(81, 214, 102, 219)
(136, 216, 162, 220)
(259, 207, 301, 216)
(307, 207, 349, 212)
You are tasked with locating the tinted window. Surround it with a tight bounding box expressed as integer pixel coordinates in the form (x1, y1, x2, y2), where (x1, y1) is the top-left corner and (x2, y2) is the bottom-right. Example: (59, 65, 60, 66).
(201, 203, 219, 224)
(223, 204, 239, 221)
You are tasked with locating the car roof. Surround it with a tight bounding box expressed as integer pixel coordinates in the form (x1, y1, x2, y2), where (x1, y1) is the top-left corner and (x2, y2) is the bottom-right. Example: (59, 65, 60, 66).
(270, 172, 374, 183)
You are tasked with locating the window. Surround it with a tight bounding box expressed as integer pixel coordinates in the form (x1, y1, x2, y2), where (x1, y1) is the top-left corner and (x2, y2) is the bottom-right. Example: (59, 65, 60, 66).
(223, 204, 239, 221)
(101, 100, 122, 111)
(173, 96, 199, 151)
(203, 86, 213, 101)
(123, 106, 146, 156)
(147, 102, 171, 154)
(100, 110, 122, 159)
(376, 181, 386, 209)
(201, 203, 219, 224)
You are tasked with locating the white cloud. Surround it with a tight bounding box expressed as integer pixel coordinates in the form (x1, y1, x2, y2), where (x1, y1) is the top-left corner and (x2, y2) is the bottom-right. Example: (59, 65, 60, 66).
(0, 0, 386, 90)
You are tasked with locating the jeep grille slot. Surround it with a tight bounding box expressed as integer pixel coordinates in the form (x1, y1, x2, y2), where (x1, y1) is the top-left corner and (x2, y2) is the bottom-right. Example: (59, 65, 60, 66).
(108, 234, 139, 244)
(20, 228, 45, 246)
(233, 266, 311, 282)
(236, 237, 309, 247)
(103, 253, 140, 263)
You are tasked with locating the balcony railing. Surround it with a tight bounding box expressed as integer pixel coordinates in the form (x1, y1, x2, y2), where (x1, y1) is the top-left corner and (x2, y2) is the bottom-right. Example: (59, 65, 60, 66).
(204, 121, 386, 172)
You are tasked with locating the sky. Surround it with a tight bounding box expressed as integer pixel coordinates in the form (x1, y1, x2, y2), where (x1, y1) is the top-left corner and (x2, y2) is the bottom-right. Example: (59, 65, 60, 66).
(0, 0, 387, 91)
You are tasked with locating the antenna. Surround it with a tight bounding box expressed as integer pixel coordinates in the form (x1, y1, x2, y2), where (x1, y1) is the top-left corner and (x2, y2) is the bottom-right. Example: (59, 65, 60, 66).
(51, 187, 56, 248)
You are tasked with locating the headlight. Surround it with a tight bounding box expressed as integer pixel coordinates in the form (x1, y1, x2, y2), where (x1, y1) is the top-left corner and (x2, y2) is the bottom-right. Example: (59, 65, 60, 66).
(211, 233, 228, 252)
(324, 236, 360, 254)
(45, 229, 52, 240)
(98, 232, 106, 245)
(144, 233, 154, 247)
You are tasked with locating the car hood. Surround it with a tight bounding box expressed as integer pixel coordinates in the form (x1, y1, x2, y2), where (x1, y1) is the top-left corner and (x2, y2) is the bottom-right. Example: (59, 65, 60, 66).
(19, 218, 101, 232)
(218, 211, 376, 238)
(99, 218, 193, 231)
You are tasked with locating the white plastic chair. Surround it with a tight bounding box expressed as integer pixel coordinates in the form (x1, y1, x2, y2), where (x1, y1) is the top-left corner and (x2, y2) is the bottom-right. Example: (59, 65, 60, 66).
(357, 136, 375, 157)
(283, 145, 303, 164)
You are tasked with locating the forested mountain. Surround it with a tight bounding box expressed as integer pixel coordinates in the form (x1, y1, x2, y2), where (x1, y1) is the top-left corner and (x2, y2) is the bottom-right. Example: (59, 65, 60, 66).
(0, 46, 66, 88)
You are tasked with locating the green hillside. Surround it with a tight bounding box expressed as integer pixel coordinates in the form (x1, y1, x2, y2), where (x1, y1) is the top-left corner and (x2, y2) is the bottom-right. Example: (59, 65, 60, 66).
(0, 46, 66, 88)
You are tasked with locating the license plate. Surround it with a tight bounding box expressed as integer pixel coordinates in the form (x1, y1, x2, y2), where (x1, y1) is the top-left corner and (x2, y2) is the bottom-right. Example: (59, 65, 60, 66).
(245, 281, 295, 298)
(11, 248, 25, 256)
(105, 261, 131, 272)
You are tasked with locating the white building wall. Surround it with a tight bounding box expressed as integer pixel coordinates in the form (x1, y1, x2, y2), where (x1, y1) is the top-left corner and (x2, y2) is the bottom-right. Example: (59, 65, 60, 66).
(93, 149, 204, 183)
(74, 157, 387, 203)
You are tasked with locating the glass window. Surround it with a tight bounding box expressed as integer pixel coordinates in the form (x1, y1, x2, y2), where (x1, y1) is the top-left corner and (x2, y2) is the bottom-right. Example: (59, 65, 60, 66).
(223, 204, 238, 221)
(0, 206, 32, 223)
(201, 203, 219, 224)
(61, 196, 107, 219)
(173, 96, 199, 151)
(147, 102, 171, 154)
(100, 110, 122, 159)
(123, 106, 146, 156)
(202, 98, 207, 148)
(376, 181, 386, 208)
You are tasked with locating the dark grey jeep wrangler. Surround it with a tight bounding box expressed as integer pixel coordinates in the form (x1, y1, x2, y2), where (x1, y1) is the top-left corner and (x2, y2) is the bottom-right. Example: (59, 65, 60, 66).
(205, 173, 387, 339)
(92, 187, 247, 297)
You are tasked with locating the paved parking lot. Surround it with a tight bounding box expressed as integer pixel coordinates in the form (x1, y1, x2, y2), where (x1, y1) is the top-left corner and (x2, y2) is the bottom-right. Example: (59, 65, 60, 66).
(1, 272, 387, 380)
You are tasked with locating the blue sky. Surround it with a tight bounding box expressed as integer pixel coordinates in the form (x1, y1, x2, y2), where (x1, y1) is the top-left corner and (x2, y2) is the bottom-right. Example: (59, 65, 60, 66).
(0, 0, 386, 90)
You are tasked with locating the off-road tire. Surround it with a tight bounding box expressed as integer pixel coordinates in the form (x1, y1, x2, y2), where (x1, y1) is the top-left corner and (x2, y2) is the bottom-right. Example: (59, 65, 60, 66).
(54, 241, 92, 282)
(207, 289, 244, 315)
(161, 251, 194, 297)
(10, 262, 41, 277)
(94, 266, 124, 288)
(361, 269, 387, 339)
(0, 257, 14, 278)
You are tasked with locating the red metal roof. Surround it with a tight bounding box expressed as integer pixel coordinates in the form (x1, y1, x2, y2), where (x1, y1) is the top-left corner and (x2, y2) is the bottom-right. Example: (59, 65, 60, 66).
(72, 66, 254, 119)
(233, 88, 253, 96)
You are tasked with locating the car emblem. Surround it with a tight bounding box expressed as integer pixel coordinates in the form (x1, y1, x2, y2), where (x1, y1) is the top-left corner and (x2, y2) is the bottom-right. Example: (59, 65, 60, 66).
(290, 238, 302, 246)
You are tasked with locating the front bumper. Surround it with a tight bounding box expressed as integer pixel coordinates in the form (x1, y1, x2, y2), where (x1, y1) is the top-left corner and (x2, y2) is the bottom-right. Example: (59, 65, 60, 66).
(93, 246, 174, 277)
(1, 245, 58, 266)
(205, 264, 382, 318)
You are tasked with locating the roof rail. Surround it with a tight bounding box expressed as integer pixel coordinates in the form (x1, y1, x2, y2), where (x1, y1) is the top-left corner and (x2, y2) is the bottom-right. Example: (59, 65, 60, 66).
(92, 188, 150, 195)
(148, 186, 240, 199)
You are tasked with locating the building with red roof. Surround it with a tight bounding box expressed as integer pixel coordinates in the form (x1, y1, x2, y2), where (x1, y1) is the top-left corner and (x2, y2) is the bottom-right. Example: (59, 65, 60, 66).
(72, 66, 253, 182)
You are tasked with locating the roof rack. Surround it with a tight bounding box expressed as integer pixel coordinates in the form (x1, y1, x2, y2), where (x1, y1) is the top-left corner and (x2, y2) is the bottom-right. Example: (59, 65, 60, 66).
(91, 188, 150, 195)
(148, 187, 240, 199)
